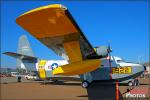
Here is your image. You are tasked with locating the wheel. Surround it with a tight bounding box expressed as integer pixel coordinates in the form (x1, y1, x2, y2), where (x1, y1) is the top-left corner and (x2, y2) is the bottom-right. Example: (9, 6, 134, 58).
(134, 79, 139, 86)
(128, 81, 134, 86)
(52, 79, 58, 83)
(82, 81, 90, 88)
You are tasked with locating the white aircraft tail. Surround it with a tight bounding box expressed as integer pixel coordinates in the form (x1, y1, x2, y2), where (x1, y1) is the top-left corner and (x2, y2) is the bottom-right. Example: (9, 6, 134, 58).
(3, 35, 37, 71)
(17, 35, 34, 57)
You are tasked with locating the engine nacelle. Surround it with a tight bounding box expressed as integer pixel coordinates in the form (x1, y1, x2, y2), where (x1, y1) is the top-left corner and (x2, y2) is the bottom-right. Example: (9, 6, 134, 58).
(94, 46, 112, 57)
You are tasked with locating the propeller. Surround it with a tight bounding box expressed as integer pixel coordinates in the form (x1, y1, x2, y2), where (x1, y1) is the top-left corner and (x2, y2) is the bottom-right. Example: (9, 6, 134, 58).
(107, 42, 113, 79)
(107, 43, 112, 54)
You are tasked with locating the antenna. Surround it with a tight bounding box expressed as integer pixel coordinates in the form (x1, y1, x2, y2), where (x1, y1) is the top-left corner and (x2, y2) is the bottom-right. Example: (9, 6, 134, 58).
(138, 55, 143, 64)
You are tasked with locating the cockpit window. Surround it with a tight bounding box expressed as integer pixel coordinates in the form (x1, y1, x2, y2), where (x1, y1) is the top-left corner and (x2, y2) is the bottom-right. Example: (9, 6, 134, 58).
(117, 60, 124, 63)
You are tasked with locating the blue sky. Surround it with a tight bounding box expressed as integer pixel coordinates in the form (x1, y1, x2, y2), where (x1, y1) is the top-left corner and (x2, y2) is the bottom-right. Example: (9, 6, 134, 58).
(1, 1, 149, 68)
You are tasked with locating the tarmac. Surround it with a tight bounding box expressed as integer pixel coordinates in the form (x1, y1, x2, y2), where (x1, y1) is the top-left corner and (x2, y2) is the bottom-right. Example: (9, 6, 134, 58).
(0, 77, 150, 100)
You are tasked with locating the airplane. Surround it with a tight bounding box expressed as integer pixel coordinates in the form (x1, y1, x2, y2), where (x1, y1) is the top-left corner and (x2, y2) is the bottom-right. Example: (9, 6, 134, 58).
(4, 4, 145, 88)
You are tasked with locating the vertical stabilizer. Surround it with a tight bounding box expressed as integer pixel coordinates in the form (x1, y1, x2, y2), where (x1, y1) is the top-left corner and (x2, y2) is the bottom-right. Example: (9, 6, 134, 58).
(17, 35, 34, 56)
(16, 35, 36, 71)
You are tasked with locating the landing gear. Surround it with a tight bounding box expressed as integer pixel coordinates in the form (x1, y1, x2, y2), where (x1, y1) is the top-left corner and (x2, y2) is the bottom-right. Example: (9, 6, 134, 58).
(82, 81, 90, 88)
(128, 79, 139, 86)
(50, 78, 58, 83)
(134, 79, 139, 86)
(53, 79, 58, 82)
(128, 81, 134, 86)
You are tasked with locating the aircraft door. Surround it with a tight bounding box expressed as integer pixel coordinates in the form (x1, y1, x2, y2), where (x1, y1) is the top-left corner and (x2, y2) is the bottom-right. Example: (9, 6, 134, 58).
(90, 58, 111, 80)
(83, 72, 93, 83)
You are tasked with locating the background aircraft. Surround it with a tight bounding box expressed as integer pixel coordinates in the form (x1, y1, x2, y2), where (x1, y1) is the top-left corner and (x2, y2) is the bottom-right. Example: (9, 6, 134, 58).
(4, 35, 37, 72)
(4, 4, 145, 88)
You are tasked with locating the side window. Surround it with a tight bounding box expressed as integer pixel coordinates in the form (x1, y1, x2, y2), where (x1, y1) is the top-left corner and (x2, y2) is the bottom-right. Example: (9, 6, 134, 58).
(111, 57, 119, 67)
(117, 60, 122, 63)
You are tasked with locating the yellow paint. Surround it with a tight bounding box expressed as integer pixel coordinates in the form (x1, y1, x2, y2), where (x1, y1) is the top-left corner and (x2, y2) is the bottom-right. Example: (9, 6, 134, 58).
(16, 4, 78, 39)
(112, 66, 132, 74)
(38, 60, 47, 79)
(63, 41, 82, 63)
(16, 4, 101, 76)
(53, 59, 101, 76)
(19, 4, 62, 17)
(94, 48, 97, 52)
(38, 69, 46, 79)
(38, 60, 47, 66)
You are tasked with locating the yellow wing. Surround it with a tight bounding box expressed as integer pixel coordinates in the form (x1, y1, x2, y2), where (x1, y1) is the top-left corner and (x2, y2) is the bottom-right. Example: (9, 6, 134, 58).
(16, 4, 101, 76)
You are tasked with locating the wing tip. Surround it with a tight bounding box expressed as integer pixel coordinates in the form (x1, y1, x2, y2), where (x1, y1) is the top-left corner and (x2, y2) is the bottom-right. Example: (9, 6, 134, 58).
(16, 4, 67, 23)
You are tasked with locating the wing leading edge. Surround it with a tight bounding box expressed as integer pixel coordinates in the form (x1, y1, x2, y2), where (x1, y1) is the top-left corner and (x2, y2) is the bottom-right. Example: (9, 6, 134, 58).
(16, 4, 101, 76)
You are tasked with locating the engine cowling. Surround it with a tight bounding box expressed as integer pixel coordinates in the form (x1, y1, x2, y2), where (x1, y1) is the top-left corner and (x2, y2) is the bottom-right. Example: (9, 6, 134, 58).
(94, 46, 112, 57)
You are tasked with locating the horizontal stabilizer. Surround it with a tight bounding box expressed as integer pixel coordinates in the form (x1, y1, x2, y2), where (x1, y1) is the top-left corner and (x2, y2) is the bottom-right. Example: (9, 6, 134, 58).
(3, 52, 37, 63)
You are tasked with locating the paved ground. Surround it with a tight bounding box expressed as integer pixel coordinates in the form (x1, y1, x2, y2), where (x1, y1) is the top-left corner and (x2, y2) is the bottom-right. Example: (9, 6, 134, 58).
(0, 77, 32, 83)
(0, 77, 150, 100)
(1, 79, 87, 100)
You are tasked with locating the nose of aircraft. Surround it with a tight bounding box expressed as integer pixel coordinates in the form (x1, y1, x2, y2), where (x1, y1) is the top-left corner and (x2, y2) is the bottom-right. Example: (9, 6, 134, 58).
(139, 64, 145, 73)
(139, 64, 145, 72)
(139, 64, 146, 72)
(130, 63, 145, 73)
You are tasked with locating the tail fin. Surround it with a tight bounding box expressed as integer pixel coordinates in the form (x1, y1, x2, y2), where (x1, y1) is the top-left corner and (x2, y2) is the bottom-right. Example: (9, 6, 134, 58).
(16, 35, 36, 71)
(17, 35, 34, 57)
(3, 35, 37, 71)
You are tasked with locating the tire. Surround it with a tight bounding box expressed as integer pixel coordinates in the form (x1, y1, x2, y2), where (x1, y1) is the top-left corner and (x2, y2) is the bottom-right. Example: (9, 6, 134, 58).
(82, 81, 90, 88)
(51, 79, 58, 83)
(128, 81, 134, 86)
